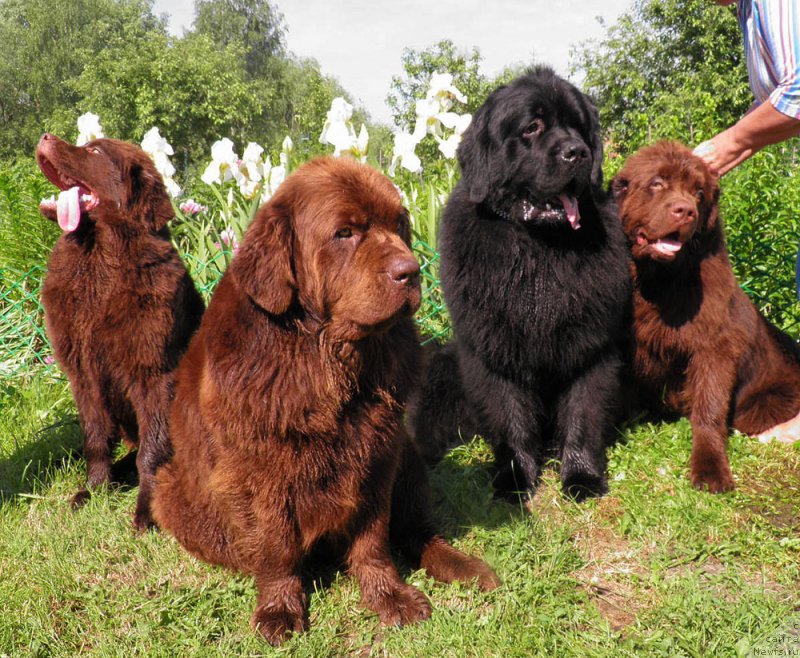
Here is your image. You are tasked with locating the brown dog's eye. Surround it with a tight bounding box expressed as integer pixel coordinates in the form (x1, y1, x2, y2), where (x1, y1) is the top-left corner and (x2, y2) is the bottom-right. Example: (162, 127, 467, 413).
(649, 177, 665, 190)
(335, 227, 353, 239)
(86, 146, 101, 154)
(522, 119, 545, 139)
(696, 189, 705, 202)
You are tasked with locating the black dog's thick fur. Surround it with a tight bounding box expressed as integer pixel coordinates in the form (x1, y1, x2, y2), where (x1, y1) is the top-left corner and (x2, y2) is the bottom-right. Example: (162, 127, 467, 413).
(410, 68, 631, 500)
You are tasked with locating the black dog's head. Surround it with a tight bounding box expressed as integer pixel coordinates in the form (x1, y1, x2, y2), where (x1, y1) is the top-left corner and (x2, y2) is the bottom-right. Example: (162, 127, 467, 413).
(457, 67, 603, 229)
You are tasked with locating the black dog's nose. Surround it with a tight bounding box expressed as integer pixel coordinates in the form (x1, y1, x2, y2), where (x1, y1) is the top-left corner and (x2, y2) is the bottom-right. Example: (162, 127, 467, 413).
(561, 142, 589, 163)
(387, 254, 420, 287)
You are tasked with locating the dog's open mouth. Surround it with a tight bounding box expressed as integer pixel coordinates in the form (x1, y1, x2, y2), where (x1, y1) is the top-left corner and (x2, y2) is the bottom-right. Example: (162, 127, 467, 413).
(37, 156, 100, 232)
(522, 194, 581, 230)
(635, 229, 683, 257)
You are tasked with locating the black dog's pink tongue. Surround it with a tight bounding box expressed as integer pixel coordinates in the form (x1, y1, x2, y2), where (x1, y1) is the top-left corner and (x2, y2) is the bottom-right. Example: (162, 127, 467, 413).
(558, 194, 581, 230)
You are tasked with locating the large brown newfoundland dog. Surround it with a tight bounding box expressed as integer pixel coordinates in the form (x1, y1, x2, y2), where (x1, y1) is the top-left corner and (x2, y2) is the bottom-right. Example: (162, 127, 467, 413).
(36, 134, 204, 530)
(152, 157, 498, 644)
(613, 141, 800, 493)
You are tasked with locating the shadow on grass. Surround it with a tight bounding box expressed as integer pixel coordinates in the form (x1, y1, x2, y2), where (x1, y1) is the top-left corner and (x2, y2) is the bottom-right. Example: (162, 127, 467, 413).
(0, 414, 83, 503)
(0, 411, 141, 507)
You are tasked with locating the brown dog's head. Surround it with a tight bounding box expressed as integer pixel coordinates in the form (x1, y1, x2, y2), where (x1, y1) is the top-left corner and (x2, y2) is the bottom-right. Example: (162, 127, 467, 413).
(36, 133, 174, 233)
(612, 141, 720, 263)
(230, 157, 421, 341)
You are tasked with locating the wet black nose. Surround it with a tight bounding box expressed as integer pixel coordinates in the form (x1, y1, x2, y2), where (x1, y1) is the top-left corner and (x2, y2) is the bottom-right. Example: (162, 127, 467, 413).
(670, 201, 698, 225)
(387, 254, 420, 287)
(560, 142, 590, 163)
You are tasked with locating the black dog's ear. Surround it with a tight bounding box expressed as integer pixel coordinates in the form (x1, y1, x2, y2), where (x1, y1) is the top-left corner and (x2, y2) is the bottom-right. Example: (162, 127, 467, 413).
(457, 102, 493, 203)
(611, 176, 629, 202)
(129, 163, 174, 231)
(230, 198, 296, 315)
(586, 99, 604, 189)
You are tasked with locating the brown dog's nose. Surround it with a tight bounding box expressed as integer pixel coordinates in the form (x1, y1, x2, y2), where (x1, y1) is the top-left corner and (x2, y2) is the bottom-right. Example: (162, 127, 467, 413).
(387, 254, 420, 287)
(670, 201, 698, 224)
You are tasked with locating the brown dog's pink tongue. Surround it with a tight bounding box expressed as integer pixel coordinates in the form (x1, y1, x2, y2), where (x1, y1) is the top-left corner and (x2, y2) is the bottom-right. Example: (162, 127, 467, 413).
(56, 186, 81, 232)
(558, 194, 580, 230)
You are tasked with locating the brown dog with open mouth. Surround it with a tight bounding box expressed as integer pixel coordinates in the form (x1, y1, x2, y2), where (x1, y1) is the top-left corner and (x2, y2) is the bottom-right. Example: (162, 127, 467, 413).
(151, 157, 499, 644)
(36, 133, 204, 529)
(613, 140, 800, 493)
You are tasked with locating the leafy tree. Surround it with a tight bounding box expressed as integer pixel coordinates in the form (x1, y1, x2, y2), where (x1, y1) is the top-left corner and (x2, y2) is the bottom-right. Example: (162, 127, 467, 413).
(73, 32, 264, 165)
(387, 40, 491, 130)
(0, 0, 165, 158)
(193, 0, 285, 77)
(572, 0, 751, 157)
(282, 57, 361, 156)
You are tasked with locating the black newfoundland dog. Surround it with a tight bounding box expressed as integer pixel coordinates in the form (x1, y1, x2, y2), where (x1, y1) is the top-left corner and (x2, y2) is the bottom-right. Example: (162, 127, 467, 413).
(411, 68, 631, 501)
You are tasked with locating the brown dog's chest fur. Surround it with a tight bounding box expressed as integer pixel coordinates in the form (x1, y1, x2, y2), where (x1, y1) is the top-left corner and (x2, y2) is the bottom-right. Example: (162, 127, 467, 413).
(630, 250, 750, 413)
(167, 275, 420, 557)
(44, 224, 194, 384)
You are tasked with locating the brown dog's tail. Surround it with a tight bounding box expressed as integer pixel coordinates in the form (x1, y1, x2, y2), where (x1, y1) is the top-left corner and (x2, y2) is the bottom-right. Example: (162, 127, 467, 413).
(406, 341, 479, 465)
(390, 438, 500, 591)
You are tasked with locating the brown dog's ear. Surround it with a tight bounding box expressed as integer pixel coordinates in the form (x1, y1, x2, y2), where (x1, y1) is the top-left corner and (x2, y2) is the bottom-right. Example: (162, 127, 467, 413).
(703, 185, 722, 230)
(611, 176, 629, 203)
(230, 200, 296, 315)
(399, 208, 412, 246)
(128, 163, 174, 231)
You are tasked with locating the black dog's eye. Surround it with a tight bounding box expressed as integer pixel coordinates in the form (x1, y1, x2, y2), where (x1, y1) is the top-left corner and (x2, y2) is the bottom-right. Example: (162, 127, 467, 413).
(335, 227, 353, 239)
(649, 177, 665, 191)
(522, 119, 545, 139)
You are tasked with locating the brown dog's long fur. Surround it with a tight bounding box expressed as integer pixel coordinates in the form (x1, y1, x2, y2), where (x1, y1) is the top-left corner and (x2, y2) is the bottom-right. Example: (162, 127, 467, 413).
(36, 134, 204, 529)
(613, 141, 800, 492)
(151, 157, 498, 644)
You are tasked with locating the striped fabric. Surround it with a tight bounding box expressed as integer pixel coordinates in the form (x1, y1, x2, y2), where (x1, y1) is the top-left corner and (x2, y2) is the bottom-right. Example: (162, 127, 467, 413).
(737, 0, 800, 119)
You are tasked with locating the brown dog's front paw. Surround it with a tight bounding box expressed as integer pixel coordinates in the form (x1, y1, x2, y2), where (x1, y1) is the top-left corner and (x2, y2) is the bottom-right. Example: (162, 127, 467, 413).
(251, 602, 309, 646)
(366, 583, 431, 627)
(690, 457, 735, 493)
(70, 488, 92, 509)
(132, 508, 157, 534)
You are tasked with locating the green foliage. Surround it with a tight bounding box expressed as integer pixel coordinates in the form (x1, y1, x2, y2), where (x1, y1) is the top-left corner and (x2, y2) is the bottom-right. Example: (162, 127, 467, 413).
(721, 143, 800, 334)
(387, 39, 528, 130)
(74, 32, 264, 164)
(0, 0, 359, 170)
(0, 0, 166, 157)
(0, 159, 59, 271)
(282, 57, 361, 159)
(193, 0, 285, 77)
(572, 0, 751, 153)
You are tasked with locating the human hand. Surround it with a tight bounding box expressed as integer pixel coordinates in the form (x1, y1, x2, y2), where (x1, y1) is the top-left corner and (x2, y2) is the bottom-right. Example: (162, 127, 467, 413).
(694, 102, 800, 177)
(693, 128, 752, 177)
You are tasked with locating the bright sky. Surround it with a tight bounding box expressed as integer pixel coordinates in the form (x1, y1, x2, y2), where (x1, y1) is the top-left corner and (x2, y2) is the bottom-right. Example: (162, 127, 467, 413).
(152, 0, 632, 124)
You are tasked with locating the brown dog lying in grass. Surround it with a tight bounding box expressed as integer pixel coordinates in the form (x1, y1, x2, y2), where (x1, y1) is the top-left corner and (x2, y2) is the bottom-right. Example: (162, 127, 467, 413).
(613, 141, 800, 493)
(36, 134, 204, 529)
(152, 157, 499, 644)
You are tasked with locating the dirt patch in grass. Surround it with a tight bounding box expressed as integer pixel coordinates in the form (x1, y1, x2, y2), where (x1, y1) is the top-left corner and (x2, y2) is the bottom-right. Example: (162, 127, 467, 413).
(739, 453, 800, 533)
(571, 518, 653, 632)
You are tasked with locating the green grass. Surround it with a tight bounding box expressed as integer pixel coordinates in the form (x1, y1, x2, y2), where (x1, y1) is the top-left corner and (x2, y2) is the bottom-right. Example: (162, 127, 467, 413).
(1, 376, 798, 657)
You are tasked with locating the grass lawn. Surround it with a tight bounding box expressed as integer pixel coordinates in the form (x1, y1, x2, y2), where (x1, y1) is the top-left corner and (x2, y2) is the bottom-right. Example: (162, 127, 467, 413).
(1, 375, 798, 657)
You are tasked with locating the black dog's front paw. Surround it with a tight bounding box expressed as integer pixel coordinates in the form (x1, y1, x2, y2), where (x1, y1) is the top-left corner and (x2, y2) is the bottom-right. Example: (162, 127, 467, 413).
(561, 470, 608, 502)
(491, 461, 532, 502)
